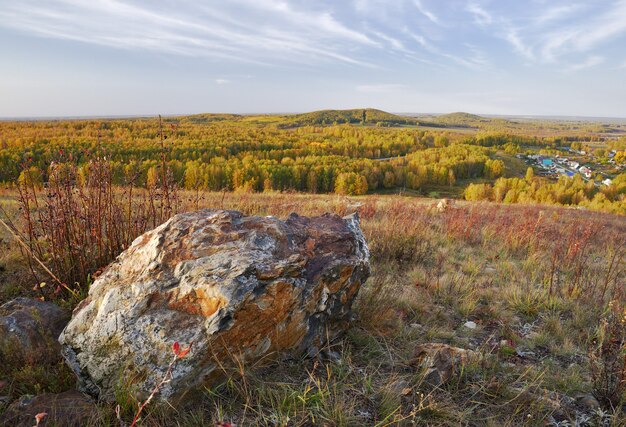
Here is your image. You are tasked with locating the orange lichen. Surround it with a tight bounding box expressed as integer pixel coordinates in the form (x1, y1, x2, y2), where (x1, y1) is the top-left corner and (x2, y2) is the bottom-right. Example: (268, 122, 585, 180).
(208, 280, 307, 361)
(167, 290, 225, 317)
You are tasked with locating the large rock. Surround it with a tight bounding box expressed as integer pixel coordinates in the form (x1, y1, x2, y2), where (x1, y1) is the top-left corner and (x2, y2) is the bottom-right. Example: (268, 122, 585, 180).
(59, 210, 369, 401)
(0, 298, 69, 363)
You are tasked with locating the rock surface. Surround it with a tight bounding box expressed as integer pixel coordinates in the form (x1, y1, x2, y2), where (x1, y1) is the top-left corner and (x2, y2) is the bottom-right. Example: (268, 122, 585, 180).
(409, 343, 480, 386)
(59, 209, 370, 401)
(463, 321, 477, 330)
(0, 390, 99, 427)
(0, 298, 69, 363)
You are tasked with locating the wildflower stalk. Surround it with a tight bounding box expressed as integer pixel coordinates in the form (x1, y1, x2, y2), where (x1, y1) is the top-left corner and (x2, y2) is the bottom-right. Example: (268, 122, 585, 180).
(117, 341, 192, 427)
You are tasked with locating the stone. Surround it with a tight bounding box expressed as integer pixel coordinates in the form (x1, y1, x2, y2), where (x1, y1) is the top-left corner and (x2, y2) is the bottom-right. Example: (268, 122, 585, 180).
(59, 210, 370, 401)
(0, 390, 99, 427)
(0, 298, 69, 363)
(436, 199, 450, 213)
(389, 379, 410, 395)
(575, 393, 601, 412)
(409, 343, 480, 386)
(463, 321, 477, 329)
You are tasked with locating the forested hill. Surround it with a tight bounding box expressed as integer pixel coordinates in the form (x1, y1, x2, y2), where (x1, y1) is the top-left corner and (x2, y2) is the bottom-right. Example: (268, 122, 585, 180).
(432, 112, 493, 127)
(279, 108, 418, 127)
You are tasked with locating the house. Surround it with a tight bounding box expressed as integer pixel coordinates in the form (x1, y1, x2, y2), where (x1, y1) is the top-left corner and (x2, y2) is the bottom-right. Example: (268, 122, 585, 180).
(569, 161, 579, 169)
(579, 166, 592, 179)
(602, 178, 613, 186)
(542, 158, 553, 166)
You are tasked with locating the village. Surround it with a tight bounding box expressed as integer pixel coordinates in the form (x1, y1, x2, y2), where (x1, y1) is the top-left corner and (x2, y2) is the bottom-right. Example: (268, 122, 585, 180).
(520, 147, 621, 186)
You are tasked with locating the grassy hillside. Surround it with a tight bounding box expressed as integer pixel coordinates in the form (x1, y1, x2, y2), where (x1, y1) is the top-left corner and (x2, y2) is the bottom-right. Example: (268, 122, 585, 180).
(281, 108, 418, 127)
(432, 112, 497, 127)
(1, 191, 624, 425)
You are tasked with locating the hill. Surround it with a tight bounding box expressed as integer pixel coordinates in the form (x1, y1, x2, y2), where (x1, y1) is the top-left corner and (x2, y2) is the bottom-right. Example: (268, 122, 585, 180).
(281, 108, 418, 127)
(177, 113, 242, 123)
(432, 112, 492, 127)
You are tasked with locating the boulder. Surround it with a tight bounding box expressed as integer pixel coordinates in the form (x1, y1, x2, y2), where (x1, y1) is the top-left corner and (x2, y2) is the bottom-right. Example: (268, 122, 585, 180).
(0, 298, 69, 363)
(59, 210, 370, 401)
(409, 343, 480, 386)
(0, 390, 99, 427)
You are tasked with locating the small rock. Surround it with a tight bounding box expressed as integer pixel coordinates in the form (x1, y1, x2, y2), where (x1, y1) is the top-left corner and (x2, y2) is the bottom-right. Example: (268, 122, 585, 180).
(357, 409, 371, 418)
(436, 199, 452, 213)
(483, 264, 497, 274)
(463, 321, 477, 330)
(575, 393, 600, 412)
(515, 348, 536, 358)
(0, 298, 69, 363)
(0, 390, 99, 427)
(320, 349, 343, 364)
(409, 343, 480, 386)
(389, 379, 410, 395)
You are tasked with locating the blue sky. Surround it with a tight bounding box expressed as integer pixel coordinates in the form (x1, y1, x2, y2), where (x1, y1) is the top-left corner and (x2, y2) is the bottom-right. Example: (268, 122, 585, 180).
(1, 0, 626, 117)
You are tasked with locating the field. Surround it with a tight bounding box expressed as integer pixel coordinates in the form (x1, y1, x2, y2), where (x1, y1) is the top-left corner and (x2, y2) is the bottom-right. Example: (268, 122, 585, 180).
(1, 188, 625, 426)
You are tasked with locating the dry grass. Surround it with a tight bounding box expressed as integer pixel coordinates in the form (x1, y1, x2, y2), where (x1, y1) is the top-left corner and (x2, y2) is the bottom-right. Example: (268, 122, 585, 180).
(1, 190, 625, 425)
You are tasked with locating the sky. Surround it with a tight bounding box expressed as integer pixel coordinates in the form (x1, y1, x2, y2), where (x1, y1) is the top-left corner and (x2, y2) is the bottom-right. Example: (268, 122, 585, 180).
(1, 0, 626, 118)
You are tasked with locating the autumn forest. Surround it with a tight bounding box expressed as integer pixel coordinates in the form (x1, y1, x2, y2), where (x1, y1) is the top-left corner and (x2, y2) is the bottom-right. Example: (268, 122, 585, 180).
(1, 109, 625, 213)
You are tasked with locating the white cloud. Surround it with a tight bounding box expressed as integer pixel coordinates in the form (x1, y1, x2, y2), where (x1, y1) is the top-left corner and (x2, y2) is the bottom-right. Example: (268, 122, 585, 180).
(533, 4, 584, 26)
(412, 0, 440, 25)
(1, 0, 623, 75)
(565, 55, 604, 72)
(540, 0, 626, 61)
(215, 79, 230, 85)
(0, 0, 375, 66)
(466, 3, 492, 26)
(372, 31, 408, 52)
(402, 30, 488, 70)
(504, 28, 534, 61)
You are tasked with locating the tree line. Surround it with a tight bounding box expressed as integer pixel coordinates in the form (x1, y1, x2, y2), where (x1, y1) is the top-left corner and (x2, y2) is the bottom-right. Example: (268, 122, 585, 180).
(465, 171, 626, 215)
(3, 118, 507, 195)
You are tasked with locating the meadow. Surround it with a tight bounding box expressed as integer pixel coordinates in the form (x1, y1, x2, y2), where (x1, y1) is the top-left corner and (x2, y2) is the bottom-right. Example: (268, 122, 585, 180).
(1, 187, 625, 425)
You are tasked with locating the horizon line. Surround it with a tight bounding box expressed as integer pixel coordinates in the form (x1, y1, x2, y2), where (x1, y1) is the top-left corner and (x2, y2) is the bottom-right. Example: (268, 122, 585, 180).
(1, 110, 625, 123)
